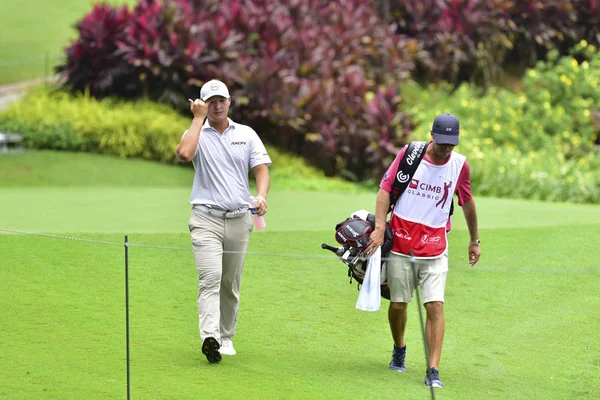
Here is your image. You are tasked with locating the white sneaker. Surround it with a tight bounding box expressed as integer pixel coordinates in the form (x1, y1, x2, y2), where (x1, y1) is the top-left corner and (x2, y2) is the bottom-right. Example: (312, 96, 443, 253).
(220, 337, 236, 356)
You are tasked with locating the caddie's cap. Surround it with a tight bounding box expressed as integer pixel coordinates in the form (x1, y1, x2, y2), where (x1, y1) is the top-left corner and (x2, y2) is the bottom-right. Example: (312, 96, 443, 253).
(431, 113, 460, 145)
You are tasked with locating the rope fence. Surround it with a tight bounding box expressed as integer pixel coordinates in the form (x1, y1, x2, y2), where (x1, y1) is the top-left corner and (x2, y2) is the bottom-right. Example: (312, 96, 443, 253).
(0, 227, 376, 261)
(1, 227, 594, 274)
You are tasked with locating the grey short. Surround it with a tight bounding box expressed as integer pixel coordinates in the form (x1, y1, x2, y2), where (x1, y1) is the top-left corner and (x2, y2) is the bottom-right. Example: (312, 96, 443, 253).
(386, 251, 448, 304)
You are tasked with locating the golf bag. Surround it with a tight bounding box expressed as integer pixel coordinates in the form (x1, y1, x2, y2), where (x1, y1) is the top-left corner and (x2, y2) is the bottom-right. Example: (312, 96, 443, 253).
(321, 210, 393, 300)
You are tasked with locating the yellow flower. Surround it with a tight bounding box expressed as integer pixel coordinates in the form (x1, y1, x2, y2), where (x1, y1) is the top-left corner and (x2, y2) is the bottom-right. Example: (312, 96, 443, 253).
(543, 102, 551, 110)
(528, 70, 537, 78)
(562, 131, 570, 138)
(571, 59, 578, 70)
(582, 61, 589, 70)
(493, 123, 501, 132)
(583, 109, 590, 117)
(483, 138, 493, 145)
(580, 40, 588, 48)
(560, 75, 573, 86)
(461, 99, 468, 107)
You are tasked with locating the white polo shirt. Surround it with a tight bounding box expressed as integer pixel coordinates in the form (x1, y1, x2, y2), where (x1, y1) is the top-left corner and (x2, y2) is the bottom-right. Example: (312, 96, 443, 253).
(184, 118, 271, 210)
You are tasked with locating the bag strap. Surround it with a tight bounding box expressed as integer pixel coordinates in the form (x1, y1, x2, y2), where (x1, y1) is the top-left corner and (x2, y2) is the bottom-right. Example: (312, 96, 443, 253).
(388, 141, 429, 214)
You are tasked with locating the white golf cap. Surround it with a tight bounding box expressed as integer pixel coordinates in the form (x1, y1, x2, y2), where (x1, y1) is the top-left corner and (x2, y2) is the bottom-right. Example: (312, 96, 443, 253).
(200, 79, 230, 101)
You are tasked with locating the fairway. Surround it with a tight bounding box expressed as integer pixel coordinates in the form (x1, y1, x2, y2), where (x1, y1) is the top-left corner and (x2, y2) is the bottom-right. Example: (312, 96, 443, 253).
(1, 152, 599, 399)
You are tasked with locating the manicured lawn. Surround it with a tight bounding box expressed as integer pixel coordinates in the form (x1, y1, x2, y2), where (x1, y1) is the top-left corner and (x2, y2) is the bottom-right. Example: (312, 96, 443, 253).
(0, 0, 136, 84)
(0, 151, 598, 399)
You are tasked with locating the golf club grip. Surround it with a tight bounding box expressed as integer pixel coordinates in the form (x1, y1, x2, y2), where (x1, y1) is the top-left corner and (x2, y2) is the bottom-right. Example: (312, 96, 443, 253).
(321, 243, 344, 255)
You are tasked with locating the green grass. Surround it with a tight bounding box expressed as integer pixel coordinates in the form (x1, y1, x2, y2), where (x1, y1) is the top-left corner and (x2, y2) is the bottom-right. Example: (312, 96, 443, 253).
(0, 0, 136, 84)
(1, 151, 599, 399)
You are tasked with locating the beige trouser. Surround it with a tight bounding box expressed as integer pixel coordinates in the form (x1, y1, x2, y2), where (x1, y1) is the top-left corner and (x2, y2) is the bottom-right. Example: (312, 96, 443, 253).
(188, 207, 253, 341)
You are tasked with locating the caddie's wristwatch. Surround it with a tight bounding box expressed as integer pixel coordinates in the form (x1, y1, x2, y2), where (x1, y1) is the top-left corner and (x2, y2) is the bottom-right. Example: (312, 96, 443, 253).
(470, 239, 481, 246)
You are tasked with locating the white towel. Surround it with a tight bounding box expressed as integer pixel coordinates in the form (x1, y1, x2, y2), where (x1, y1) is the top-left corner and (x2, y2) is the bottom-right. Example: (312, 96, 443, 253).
(356, 247, 381, 312)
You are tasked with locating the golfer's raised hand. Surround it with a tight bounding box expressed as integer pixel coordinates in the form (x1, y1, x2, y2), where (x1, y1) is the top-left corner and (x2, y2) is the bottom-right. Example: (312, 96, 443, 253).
(468, 243, 481, 266)
(364, 226, 385, 257)
(188, 98, 208, 119)
(254, 195, 268, 216)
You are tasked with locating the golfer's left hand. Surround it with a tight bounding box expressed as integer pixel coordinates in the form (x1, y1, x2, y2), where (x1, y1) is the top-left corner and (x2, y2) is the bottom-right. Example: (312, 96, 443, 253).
(254, 195, 268, 216)
(468, 243, 481, 266)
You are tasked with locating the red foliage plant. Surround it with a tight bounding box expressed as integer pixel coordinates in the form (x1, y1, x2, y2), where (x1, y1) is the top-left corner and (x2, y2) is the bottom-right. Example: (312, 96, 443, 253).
(230, 0, 418, 180)
(58, 0, 418, 181)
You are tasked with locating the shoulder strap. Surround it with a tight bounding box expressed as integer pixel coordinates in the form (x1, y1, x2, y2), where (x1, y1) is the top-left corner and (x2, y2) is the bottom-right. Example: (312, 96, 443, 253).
(388, 141, 429, 214)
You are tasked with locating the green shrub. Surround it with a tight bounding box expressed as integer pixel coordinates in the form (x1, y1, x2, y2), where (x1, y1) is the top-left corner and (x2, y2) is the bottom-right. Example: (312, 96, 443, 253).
(406, 40, 600, 154)
(0, 85, 368, 194)
(57, 0, 417, 183)
(389, 0, 600, 88)
(402, 41, 600, 204)
(522, 41, 600, 153)
(0, 116, 87, 151)
(0, 87, 187, 163)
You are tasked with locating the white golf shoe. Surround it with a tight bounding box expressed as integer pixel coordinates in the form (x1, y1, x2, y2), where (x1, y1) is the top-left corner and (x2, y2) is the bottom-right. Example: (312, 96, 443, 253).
(220, 337, 236, 356)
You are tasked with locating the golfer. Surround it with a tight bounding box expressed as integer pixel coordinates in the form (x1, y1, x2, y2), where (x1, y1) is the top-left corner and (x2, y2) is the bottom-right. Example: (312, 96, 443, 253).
(176, 79, 271, 363)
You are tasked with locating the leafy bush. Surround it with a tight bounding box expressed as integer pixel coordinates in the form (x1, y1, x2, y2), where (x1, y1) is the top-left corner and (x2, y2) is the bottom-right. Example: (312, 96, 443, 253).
(573, 0, 600, 47)
(388, 0, 600, 88)
(236, 0, 419, 182)
(57, 0, 250, 109)
(522, 41, 600, 152)
(402, 41, 600, 204)
(407, 41, 600, 151)
(223, 0, 418, 181)
(56, 0, 599, 186)
(0, 86, 367, 193)
(0, 87, 188, 163)
(0, 116, 86, 151)
(390, 0, 511, 87)
(504, 0, 578, 64)
(57, 0, 417, 183)
(56, 4, 132, 98)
